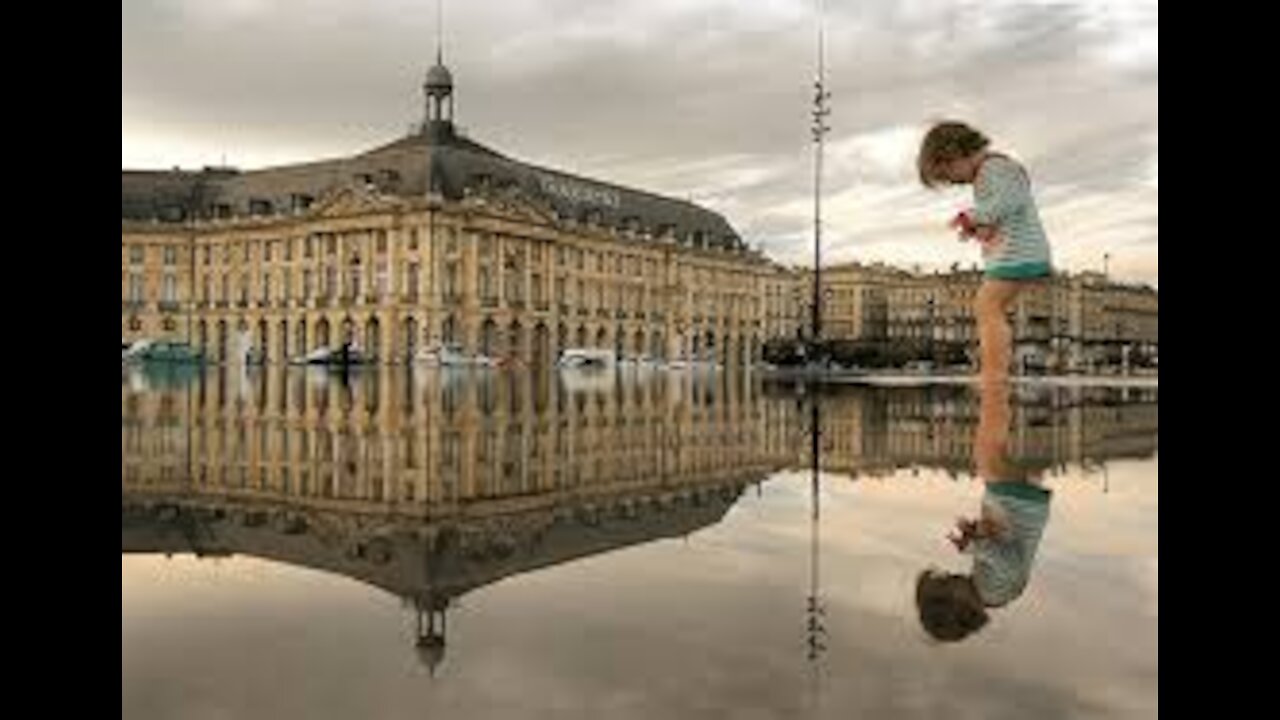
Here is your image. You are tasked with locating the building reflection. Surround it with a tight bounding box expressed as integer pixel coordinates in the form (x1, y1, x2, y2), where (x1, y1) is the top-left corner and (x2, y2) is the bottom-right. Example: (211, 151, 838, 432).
(123, 368, 1157, 669)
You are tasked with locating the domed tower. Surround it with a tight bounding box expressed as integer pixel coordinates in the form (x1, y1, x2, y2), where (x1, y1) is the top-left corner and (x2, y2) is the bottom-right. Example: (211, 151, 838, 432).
(424, 51, 454, 125)
(423, 49, 455, 142)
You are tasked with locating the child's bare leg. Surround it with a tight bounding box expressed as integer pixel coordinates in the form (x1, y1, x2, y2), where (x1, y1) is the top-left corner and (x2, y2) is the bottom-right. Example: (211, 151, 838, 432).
(975, 280, 1022, 385)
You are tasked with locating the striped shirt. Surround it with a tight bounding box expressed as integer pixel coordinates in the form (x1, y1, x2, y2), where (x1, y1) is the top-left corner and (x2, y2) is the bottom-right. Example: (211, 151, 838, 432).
(970, 481, 1053, 607)
(973, 155, 1053, 280)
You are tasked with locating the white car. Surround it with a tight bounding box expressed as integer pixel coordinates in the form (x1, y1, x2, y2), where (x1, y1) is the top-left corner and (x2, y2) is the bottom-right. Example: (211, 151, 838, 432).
(415, 343, 495, 368)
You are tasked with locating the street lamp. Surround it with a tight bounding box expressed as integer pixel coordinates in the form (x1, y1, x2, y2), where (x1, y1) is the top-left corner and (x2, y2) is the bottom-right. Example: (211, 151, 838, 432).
(809, 2, 831, 364)
(926, 295, 936, 367)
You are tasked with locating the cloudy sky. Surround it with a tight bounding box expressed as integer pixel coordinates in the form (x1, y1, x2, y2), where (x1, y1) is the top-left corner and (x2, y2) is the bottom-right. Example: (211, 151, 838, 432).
(123, 0, 1157, 286)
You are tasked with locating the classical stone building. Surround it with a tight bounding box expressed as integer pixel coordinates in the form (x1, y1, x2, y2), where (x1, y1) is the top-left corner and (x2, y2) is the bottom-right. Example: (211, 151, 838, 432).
(122, 56, 800, 366)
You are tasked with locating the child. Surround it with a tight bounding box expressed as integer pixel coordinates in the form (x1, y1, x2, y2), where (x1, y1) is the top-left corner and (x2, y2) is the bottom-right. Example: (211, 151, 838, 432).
(917, 121, 1053, 385)
(915, 382, 1053, 642)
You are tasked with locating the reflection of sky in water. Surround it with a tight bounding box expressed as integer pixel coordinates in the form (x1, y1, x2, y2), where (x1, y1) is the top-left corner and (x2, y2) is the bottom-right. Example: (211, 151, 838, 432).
(123, 369, 1156, 719)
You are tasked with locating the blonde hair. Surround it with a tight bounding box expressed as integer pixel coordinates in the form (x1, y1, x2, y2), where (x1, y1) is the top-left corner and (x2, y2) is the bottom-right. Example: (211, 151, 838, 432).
(918, 121, 990, 188)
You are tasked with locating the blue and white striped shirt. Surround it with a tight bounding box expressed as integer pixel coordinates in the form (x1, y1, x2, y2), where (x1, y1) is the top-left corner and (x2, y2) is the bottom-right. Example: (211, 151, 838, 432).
(973, 156, 1053, 280)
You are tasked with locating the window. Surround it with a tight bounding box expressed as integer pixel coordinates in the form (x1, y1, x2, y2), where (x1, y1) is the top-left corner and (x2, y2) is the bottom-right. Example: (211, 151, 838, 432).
(128, 273, 144, 302)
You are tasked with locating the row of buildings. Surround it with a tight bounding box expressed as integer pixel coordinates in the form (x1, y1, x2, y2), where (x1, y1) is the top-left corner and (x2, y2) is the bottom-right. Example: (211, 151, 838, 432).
(809, 263, 1158, 372)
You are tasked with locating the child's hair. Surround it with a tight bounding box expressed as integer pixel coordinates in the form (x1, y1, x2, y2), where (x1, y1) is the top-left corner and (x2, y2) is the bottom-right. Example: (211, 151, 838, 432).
(918, 121, 990, 188)
(915, 569, 990, 642)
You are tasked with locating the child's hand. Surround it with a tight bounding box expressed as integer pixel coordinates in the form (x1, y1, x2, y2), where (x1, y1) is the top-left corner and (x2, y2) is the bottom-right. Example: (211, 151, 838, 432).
(974, 226, 1004, 255)
(949, 211, 977, 240)
(948, 517, 979, 551)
